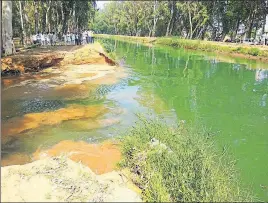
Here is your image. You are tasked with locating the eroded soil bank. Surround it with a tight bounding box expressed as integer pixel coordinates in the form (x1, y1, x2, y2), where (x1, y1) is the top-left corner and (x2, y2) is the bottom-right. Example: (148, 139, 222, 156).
(1, 43, 115, 76)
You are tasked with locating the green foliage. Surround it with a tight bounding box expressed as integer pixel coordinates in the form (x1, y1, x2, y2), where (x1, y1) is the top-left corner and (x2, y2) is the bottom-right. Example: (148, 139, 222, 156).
(93, 0, 266, 40)
(248, 48, 260, 56)
(119, 117, 253, 202)
(12, 0, 96, 40)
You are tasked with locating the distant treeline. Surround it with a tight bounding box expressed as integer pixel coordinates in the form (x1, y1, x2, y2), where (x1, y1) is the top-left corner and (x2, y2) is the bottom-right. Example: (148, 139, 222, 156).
(93, 1, 268, 41)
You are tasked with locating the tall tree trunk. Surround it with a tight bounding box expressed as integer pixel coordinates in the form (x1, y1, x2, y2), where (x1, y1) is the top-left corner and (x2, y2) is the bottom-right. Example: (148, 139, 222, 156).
(2, 1, 15, 55)
(19, 1, 26, 46)
(61, 2, 65, 34)
(34, 0, 39, 33)
(45, 0, 52, 32)
(188, 2, 193, 39)
(72, 3, 76, 32)
(233, 19, 240, 41)
(166, 1, 175, 36)
(247, 17, 255, 39)
(56, 6, 59, 33)
(152, 0, 158, 37)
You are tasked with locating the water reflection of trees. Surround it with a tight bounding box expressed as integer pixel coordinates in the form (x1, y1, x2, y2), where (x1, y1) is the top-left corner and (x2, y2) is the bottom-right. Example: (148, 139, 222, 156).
(113, 40, 268, 124)
(255, 69, 268, 82)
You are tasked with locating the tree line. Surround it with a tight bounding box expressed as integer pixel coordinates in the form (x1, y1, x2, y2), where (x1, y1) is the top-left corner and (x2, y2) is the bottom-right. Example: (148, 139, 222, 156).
(2, 0, 96, 55)
(93, 0, 268, 41)
(12, 0, 96, 44)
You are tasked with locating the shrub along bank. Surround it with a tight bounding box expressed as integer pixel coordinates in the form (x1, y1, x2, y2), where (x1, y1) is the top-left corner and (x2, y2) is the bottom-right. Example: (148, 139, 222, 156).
(118, 117, 253, 202)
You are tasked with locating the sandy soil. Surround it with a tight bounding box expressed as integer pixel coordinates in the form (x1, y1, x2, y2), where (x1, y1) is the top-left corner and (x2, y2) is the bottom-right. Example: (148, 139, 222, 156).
(1, 157, 141, 202)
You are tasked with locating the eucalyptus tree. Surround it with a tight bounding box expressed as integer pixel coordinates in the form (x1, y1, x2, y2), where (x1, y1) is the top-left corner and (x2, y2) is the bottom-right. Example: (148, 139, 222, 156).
(2, 0, 15, 55)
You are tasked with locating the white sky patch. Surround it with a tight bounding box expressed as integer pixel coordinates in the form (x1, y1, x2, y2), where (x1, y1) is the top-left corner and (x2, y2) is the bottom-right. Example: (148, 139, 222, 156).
(96, 1, 110, 9)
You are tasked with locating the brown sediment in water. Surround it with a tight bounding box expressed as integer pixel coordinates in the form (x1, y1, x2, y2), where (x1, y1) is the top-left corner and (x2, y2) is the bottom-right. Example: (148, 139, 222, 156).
(33, 140, 121, 175)
(1, 105, 107, 139)
(61, 117, 121, 131)
(1, 153, 32, 167)
(1, 72, 59, 89)
(89, 67, 127, 85)
(77, 73, 97, 78)
(89, 74, 119, 85)
(52, 83, 96, 100)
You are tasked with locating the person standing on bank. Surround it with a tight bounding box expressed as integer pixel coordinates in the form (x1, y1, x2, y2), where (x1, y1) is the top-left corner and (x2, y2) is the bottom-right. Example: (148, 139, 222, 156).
(41, 32, 45, 46)
(67, 32, 71, 45)
(71, 32, 75, 45)
(52, 32, 57, 46)
(79, 32, 83, 45)
(85, 30, 89, 44)
(46, 32, 50, 46)
(49, 32, 53, 46)
(36, 32, 41, 45)
(88, 30, 92, 43)
(82, 30, 87, 45)
(91, 30, 94, 43)
(75, 33, 79, 45)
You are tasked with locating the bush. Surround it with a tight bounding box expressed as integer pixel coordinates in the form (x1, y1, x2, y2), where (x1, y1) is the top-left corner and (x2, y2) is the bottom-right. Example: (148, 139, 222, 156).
(248, 48, 260, 56)
(119, 117, 252, 202)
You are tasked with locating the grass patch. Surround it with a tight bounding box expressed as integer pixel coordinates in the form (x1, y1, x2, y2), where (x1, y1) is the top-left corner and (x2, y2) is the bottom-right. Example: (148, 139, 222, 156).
(118, 117, 253, 202)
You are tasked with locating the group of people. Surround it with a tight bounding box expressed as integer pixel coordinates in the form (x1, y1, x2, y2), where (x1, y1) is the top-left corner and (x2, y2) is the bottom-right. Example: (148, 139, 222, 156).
(31, 29, 94, 46)
(63, 30, 95, 46)
(32, 32, 58, 46)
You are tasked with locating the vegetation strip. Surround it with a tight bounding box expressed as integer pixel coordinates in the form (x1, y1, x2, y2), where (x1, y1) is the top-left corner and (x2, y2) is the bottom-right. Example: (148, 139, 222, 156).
(118, 117, 253, 202)
(96, 34, 268, 61)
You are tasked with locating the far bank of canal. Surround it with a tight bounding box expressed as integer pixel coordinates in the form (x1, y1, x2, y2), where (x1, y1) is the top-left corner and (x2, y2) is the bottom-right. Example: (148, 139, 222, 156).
(99, 38, 268, 200)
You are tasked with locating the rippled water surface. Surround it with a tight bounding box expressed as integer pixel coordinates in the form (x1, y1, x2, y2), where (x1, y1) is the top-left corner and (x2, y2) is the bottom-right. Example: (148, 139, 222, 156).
(2, 40, 268, 200)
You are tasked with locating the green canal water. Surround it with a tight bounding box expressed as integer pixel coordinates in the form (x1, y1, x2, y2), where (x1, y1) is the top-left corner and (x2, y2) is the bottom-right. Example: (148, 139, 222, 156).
(1, 39, 268, 200)
(100, 39, 268, 200)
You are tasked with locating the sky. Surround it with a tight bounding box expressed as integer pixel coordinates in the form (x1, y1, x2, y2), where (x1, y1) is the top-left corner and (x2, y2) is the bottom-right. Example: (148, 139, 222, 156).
(96, 1, 110, 9)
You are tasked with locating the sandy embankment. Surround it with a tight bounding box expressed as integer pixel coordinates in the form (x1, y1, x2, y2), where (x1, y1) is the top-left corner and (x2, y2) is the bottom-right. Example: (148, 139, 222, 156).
(1, 141, 142, 202)
(1, 156, 141, 202)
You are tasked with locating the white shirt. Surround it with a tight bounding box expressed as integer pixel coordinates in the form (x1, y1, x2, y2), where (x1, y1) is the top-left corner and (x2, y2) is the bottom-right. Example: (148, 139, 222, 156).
(32, 35, 37, 41)
(41, 34, 45, 41)
(67, 34, 71, 41)
(71, 34, 75, 40)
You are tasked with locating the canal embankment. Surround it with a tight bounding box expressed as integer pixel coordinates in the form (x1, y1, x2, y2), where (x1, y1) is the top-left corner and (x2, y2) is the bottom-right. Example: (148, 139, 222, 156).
(96, 34, 268, 62)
